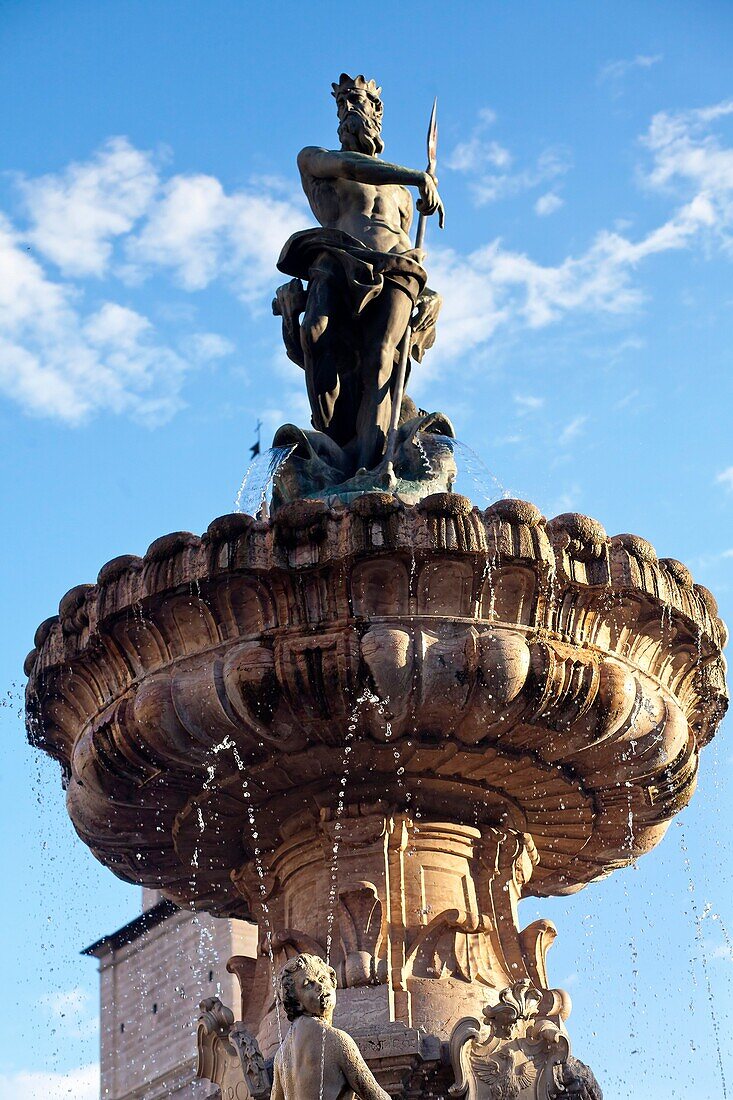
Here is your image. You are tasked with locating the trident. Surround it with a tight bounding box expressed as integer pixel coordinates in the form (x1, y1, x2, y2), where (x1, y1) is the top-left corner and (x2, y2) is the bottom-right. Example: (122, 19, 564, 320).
(383, 97, 441, 474)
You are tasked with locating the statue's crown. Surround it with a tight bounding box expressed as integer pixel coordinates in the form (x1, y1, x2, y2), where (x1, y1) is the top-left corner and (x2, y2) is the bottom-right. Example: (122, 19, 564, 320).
(331, 73, 382, 103)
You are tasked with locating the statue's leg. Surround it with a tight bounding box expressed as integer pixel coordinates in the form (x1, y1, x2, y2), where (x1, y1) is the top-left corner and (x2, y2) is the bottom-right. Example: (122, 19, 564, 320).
(301, 259, 354, 445)
(355, 285, 413, 470)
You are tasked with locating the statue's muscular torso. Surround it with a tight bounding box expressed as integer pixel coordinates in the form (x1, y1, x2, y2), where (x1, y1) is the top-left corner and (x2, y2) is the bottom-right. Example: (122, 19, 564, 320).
(298, 147, 415, 254)
(288, 142, 442, 467)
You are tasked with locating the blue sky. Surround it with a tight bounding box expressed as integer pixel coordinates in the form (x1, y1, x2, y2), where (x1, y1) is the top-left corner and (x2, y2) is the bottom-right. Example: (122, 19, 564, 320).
(1, 1, 732, 1096)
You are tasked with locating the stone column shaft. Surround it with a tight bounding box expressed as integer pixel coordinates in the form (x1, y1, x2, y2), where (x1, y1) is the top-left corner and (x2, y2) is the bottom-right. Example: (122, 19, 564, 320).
(228, 808, 553, 1059)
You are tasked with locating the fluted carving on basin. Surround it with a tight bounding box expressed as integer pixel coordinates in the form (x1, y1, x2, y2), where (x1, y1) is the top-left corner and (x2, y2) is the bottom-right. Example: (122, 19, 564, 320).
(25, 496, 727, 915)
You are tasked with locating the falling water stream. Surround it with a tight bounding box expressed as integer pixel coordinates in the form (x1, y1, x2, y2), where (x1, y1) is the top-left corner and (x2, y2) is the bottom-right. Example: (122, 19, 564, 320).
(235, 445, 296, 516)
(233, 436, 512, 517)
(193, 733, 287, 1055)
(227, 737, 286, 1051)
(189, 740, 223, 1003)
(411, 432, 435, 480)
(317, 689, 379, 1100)
(432, 435, 514, 503)
(680, 826, 729, 1097)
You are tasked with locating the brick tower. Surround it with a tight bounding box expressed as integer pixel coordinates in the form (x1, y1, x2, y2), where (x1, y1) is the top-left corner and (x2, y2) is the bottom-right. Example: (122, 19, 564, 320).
(84, 892, 257, 1099)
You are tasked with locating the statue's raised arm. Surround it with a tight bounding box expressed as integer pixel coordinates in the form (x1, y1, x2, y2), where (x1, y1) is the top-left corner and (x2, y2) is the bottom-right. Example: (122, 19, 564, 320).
(296, 145, 443, 225)
(271, 74, 454, 506)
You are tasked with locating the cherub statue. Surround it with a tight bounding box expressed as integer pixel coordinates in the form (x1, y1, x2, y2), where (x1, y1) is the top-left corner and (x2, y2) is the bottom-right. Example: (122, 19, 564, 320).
(271, 953, 392, 1100)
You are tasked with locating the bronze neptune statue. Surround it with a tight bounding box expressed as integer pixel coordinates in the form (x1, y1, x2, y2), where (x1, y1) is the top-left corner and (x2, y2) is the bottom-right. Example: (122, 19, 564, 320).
(272, 74, 454, 504)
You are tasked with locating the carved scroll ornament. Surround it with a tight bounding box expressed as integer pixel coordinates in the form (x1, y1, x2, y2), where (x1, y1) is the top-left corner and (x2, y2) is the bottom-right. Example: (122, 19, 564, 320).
(449, 980, 601, 1100)
(197, 997, 272, 1100)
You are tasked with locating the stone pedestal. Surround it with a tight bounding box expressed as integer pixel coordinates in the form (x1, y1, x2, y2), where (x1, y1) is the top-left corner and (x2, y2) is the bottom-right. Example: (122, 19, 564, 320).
(229, 810, 556, 1059)
(195, 809, 580, 1097)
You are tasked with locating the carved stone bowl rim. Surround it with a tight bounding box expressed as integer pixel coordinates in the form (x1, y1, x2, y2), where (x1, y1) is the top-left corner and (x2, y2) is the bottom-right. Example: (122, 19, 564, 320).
(24, 494, 728, 916)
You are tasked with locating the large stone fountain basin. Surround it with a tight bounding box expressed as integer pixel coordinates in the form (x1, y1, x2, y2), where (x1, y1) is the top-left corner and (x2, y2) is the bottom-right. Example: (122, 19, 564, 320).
(25, 493, 727, 917)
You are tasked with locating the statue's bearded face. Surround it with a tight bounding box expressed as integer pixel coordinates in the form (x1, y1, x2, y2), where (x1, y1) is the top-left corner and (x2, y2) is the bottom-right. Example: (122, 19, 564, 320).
(336, 89, 384, 156)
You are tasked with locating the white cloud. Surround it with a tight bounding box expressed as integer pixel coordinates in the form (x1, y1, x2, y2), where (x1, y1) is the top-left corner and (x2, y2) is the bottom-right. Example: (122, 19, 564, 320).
(560, 414, 588, 445)
(447, 138, 511, 174)
(545, 485, 582, 515)
(434, 232, 643, 342)
(127, 173, 305, 302)
(475, 106, 498, 128)
(19, 137, 159, 277)
(0, 138, 307, 425)
(427, 246, 509, 362)
(534, 192, 564, 217)
(514, 394, 544, 414)
(598, 53, 662, 85)
(473, 147, 571, 206)
(0, 216, 193, 425)
(641, 102, 733, 247)
(716, 466, 733, 492)
(606, 336, 645, 358)
(446, 108, 509, 173)
(6, 104, 733, 425)
(185, 332, 235, 362)
(84, 300, 151, 347)
(424, 99, 733, 369)
(13, 138, 305, 310)
(126, 174, 228, 290)
(446, 110, 569, 206)
(0, 1063, 98, 1100)
(614, 388, 641, 410)
(687, 548, 733, 571)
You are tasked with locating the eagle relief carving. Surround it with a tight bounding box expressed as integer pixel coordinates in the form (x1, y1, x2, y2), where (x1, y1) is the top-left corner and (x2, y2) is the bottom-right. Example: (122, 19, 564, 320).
(467, 1046, 537, 1100)
(449, 980, 602, 1100)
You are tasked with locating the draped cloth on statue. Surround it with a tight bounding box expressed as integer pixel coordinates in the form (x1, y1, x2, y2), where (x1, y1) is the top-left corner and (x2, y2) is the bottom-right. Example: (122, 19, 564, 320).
(277, 227, 427, 313)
